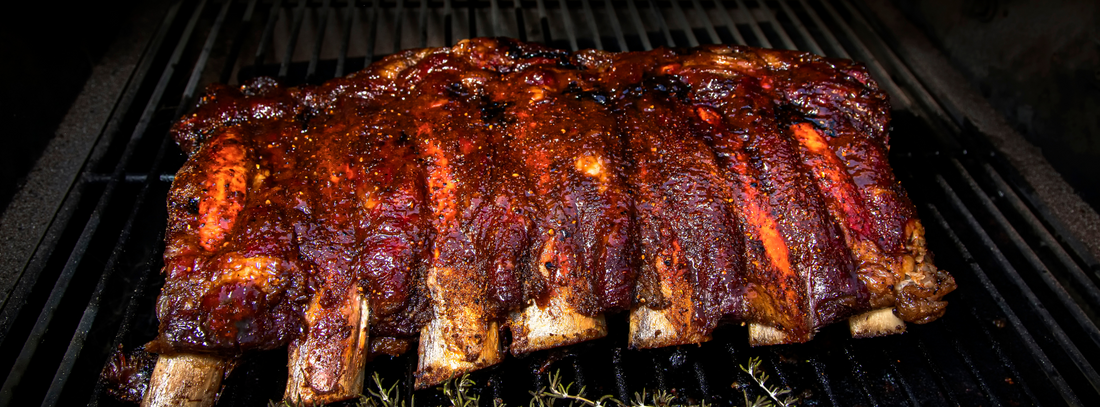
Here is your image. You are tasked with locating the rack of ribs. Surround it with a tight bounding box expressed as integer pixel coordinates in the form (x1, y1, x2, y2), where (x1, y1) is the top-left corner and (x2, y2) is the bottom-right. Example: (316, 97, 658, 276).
(142, 38, 955, 406)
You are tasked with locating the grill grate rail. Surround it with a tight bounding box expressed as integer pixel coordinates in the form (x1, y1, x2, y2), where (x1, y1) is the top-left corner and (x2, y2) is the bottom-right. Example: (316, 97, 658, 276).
(0, 1, 1096, 406)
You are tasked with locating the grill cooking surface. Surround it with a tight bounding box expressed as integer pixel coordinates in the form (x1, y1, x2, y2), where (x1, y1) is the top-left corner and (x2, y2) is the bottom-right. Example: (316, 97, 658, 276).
(1, 1, 1098, 406)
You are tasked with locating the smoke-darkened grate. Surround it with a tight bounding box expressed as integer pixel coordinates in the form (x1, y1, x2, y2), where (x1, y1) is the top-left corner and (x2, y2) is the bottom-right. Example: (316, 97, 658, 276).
(0, 1, 1097, 406)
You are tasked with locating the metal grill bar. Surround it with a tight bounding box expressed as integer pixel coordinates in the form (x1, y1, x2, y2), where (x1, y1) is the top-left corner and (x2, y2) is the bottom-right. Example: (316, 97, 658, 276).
(392, 0, 406, 56)
(219, 0, 261, 83)
(839, 0, 958, 131)
(978, 162, 1100, 304)
(733, 0, 772, 48)
(969, 307, 1043, 405)
(334, 0, 354, 76)
(580, 0, 603, 50)
(626, 0, 653, 50)
(444, 0, 454, 45)
(0, 1, 213, 404)
(691, 356, 709, 401)
(927, 204, 1081, 405)
(419, 0, 429, 46)
(668, 0, 699, 47)
(913, 336, 963, 404)
(938, 322, 1003, 404)
(306, 0, 332, 81)
(759, 1, 796, 50)
(808, 356, 839, 405)
(46, 0, 238, 401)
(0, 0, 182, 353)
(535, 0, 551, 45)
(937, 174, 1100, 394)
(253, 0, 284, 69)
(690, 0, 719, 45)
(83, 173, 174, 184)
(814, 0, 913, 110)
(950, 158, 1100, 347)
(711, 0, 747, 46)
(365, 0, 380, 65)
(795, 0, 847, 58)
(775, 0, 824, 55)
(490, 0, 502, 37)
(753, 1, 797, 53)
(558, 0, 580, 50)
(875, 345, 922, 405)
(510, 0, 525, 42)
(278, 0, 308, 78)
(604, 0, 627, 51)
(842, 345, 879, 406)
(647, 0, 676, 47)
(45, 0, 236, 391)
(467, 1, 476, 40)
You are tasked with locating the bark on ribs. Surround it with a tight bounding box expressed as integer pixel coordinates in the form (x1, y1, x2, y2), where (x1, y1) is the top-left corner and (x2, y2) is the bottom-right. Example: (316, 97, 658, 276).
(485, 44, 633, 354)
(144, 38, 955, 404)
(285, 50, 432, 403)
(150, 78, 308, 355)
(402, 45, 527, 388)
(671, 54, 870, 343)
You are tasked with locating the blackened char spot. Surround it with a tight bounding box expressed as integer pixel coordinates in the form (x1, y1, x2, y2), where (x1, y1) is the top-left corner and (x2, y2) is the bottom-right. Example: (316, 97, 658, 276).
(564, 82, 610, 105)
(187, 197, 200, 214)
(645, 75, 689, 100)
(563, 81, 583, 95)
(444, 82, 467, 98)
(296, 111, 314, 130)
(481, 98, 512, 122)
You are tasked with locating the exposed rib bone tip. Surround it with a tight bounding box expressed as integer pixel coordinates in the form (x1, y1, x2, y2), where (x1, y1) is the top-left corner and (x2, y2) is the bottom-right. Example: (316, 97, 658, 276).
(629, 305, 711, 349)
(849, 308, 906, 338)
(285, 291, 371, 405)
(509, 294, 607, 355)
(142, 353, 229, 407)
(748, 323, 800, 346)
(415, 319, 503, 389)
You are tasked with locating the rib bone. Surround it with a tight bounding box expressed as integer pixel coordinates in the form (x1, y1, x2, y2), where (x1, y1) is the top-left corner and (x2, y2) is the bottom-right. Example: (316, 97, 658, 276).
(142, 353, 229, 407)
(510, 235, 608, 354)
(849, 308, 907, 338)
(285, 289, 370, 405)
(415, 303, 503, 389)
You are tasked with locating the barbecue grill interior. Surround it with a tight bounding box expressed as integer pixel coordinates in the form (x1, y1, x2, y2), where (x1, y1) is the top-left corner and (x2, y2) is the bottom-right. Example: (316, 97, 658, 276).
(0, 1, 1097, 406)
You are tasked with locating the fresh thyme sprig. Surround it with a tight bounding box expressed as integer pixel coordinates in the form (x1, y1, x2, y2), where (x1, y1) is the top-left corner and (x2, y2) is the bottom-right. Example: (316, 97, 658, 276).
(738, 357, 798, 407)
(627, 389, 674, 407)
(357, 371, 413, 407)
(269, 357, 794, 407)
(443, 374, 482, 407)
(529, 370, 620, 407)
(529, 371, 714, 407)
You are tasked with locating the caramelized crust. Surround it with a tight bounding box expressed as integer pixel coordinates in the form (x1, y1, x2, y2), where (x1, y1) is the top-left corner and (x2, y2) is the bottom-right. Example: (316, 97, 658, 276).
(152, 79, 307, 354)
(151, 40, 953, 377)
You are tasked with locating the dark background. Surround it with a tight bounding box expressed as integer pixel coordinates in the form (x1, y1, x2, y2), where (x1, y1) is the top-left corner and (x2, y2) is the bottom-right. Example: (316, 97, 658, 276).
(0, 0, 140, 211)
(897, 0, 1100, 211)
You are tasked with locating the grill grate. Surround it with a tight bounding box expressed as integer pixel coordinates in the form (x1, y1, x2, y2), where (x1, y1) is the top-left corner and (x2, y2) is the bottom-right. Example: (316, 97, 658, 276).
(0, 1, 1097, 406)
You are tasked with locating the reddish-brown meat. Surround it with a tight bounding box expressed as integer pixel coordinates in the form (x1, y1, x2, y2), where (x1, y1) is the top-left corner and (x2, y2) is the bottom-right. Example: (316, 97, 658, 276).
(148, 38, 954, 393)
(150, 78, 308, 354)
